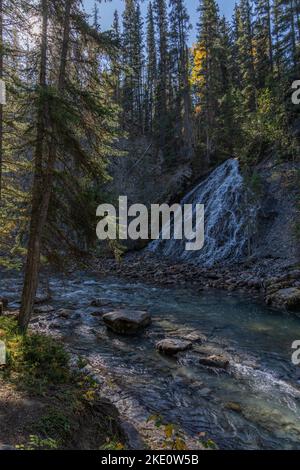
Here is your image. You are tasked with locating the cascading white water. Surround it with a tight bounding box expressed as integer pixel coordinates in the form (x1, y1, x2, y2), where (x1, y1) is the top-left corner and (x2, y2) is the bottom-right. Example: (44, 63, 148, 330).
(148, 159, 258, 267)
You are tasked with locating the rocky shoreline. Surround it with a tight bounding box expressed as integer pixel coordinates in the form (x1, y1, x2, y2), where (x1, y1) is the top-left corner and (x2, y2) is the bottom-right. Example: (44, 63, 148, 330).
(94, 252, 300, 314)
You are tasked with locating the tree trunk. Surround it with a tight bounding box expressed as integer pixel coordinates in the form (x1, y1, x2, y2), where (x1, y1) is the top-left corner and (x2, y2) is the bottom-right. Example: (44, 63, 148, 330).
(18, 0, 72, 333)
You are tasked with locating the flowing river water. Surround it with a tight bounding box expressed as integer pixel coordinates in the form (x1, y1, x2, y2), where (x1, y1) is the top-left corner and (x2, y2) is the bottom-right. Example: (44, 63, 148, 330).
(2, 271, 300, 450)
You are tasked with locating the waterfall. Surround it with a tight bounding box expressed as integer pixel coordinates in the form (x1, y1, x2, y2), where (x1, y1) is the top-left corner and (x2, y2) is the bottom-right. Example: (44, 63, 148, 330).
(147, 159, 258, 267)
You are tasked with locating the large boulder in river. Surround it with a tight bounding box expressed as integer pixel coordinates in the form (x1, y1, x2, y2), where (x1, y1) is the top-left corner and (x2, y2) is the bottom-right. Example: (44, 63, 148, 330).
(267, 287, 300, 311)
(156, 339, 192, 356)
(103, 309, 151, 335)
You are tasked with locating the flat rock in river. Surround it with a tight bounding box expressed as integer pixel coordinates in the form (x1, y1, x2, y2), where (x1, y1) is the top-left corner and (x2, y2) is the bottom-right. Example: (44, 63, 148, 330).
(103, 309, 151, 335)
(156, 338, 192, 356)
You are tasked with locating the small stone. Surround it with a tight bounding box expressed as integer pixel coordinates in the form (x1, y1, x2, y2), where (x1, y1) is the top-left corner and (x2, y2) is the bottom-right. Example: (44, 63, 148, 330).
(90, 311, 105, 317)
(199, 354, 229, 369)
(182, 332, 206, 343)
(91, 298, 111, 307)
(56, 308, 72, 318)
(156, 338, 192, 356)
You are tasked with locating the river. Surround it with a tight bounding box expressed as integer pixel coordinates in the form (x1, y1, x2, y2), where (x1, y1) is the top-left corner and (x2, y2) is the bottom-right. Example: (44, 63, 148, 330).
(2, 271, 300, 450)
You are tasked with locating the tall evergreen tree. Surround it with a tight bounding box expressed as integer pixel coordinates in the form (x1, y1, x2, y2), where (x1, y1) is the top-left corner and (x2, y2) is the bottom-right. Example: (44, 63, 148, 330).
(112, 9, 121, 44)
(145, 1, 157, 133)
(169, 0, 193, 161)
(111, 10, 121, 102)
(192, 0, 222, 168)
(134, 2, 144, 130)
(217, 16, 236, 157)
(122, 0, 144, 133)
(273, 0, 298, 74)
(235, 0, 256, 111)
(18, 0, 121, 331)
(93, 2, 100, 31)
(254, 0, 274, 87)
(153, 0, 169, 149)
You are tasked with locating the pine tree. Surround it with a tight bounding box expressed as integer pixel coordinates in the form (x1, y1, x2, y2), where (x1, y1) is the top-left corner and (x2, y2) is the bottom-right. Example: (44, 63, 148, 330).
(231, 3, 243, 88)
(18, 0, 121, 331)
(122, 0, 144, 133)
(134, 2, 144, 131)
(93, 2, 100, 31)
(112, 10, 121, 102)
(192, 0, 222, 168)
(153, 0, 169, 149)
(273, 0, 298, 75)
(169, 0, 193, 161)
(145, 1, 157, 133)
(235, 0, 256, 111)
(217, 16, 236, 157)
(112, 9, 121, 44)
(18, 0, 52, 332)
(254, 0, 273, 87)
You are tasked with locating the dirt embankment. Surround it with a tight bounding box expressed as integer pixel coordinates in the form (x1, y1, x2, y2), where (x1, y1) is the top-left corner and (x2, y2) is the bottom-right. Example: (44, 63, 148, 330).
(0, 316, 125, 451)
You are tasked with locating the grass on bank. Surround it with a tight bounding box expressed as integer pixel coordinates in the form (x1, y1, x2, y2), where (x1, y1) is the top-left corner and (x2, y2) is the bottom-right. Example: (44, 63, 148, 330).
(0, 316, 125, 450)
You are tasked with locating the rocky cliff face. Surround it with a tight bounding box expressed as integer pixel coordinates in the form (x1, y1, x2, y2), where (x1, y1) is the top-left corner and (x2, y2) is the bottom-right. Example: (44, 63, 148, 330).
(251, 159, 300, 269)
(108, 136, 192, 208)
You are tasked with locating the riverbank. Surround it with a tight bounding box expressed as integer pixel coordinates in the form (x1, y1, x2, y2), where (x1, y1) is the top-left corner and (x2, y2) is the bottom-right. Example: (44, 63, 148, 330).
(94, 252, 300, 314)
(0, 316, 125, 450)
(1, 271, 300, 449)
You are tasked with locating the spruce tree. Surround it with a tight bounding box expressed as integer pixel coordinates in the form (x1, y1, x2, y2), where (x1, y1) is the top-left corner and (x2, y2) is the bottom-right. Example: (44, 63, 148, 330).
(235, 0, 256, 111)
(122, 0, 144, 133)
(169, 0, 193, 161)
(18, 0, 121, 331)
(112, 10, 121, 102)
(254, 0, 274, 87)
(112, 9, 121, 44)
(193, 0, 222, 168)
(145, 1, 157, 133)
(153, 0, 169, 150)
(273, 0, 298, 74)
